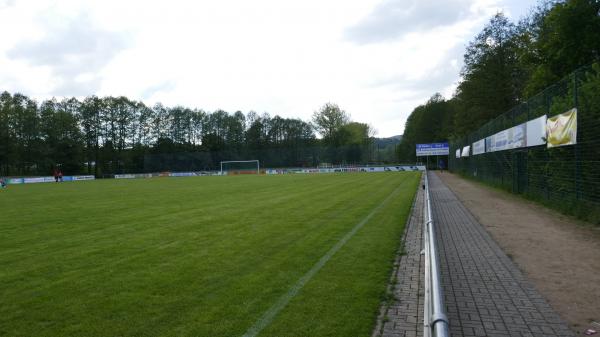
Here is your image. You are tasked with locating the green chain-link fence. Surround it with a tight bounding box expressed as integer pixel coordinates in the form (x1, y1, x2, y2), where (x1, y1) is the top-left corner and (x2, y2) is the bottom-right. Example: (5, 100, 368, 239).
(142, 144, 391, 173)
(449, 63, 600, 224)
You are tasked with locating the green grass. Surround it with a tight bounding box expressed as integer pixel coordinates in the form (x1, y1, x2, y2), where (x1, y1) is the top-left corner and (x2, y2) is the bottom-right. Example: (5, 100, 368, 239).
(0, 172, 420, 337)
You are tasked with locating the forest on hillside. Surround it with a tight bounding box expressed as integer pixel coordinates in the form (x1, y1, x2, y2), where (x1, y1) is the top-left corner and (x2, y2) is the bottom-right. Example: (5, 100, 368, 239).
(397, 0, 600, 161)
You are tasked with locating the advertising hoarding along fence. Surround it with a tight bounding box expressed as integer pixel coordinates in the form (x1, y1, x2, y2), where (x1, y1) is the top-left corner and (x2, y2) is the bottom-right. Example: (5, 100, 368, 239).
(72, 175, 95, 181)
(1, 167, 424, 185)
(472, 139, 485, 155)
(547, 108, 577, 148)
(454, 107, 579, 154)
(4, 175, 95, 185)
(460, 108, 575, 157)
(265, 165, 426, 175)
(485, 135, 494, 152)
(449, 63, 598, 223)
(509, 123, 526, 149)
(526, 115, 547, 147)
(23, 177, 50, 184)
(461, 146, 470, 157)
(466, 114, 549, 156)
(416, 143, 449, 157)
(493, 129, 509, 151)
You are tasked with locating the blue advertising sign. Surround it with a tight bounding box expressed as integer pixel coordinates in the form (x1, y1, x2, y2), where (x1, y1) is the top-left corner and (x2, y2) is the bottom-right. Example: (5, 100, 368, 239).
(416, 142, 449, 156)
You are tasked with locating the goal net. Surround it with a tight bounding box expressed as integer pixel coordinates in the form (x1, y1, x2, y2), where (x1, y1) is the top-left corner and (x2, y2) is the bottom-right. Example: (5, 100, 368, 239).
(220, 160, 260, 175)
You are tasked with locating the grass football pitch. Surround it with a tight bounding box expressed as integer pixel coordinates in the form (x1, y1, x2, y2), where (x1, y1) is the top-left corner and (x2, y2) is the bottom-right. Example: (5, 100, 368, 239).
(0, 172, 420, 336)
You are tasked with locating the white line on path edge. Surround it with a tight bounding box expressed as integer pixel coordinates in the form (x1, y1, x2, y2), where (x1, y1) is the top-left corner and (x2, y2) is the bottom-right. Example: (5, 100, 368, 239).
(242, 178, 409, 337)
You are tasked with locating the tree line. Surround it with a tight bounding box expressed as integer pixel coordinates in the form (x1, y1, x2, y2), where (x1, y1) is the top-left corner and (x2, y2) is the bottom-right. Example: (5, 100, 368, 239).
(0, 93, 383, 176)
(397, 0, 600, 161)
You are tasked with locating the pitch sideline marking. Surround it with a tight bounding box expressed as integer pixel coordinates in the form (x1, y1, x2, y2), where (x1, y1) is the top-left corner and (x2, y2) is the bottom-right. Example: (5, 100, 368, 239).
(242, 177, 410, 337)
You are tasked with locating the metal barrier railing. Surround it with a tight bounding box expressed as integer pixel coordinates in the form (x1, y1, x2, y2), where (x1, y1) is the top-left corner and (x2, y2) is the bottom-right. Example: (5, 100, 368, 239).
(423, 172, 450, 337)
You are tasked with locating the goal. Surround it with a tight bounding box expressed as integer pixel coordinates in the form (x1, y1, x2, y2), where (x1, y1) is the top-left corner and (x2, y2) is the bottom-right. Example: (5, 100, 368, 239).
(220, 160, 260, 175)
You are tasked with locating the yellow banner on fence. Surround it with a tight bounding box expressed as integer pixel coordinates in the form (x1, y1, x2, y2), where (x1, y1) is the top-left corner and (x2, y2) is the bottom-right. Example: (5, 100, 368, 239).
(547, 108, 577, 148)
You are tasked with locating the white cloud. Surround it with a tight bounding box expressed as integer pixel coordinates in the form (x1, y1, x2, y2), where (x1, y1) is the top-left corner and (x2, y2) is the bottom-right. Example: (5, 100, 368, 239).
(1, 1, 129, 96)
(344, 0, 493, 44)
(0, 0, 536, 136)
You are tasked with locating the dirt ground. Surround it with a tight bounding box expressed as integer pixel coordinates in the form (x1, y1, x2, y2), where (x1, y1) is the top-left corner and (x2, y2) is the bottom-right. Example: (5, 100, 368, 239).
(437, 172, 600, 334)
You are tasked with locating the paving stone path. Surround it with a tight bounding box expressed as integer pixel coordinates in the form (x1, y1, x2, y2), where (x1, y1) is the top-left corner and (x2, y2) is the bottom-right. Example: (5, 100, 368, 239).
(373, 174, 425, 337)
(375, 172, 575, 337)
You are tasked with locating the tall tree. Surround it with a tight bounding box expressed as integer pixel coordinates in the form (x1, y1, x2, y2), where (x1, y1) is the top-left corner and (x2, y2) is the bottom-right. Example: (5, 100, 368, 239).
(524, 0, 600, 95)
(453, 13, 525, 137)
(9, 94, 40, 175)
(0, 92, 12, 175)
(335, 122, 373, 163)
(80, 96, 103, 175)
(398, 94, 455, 162)
(39, 99, 84, 173)
(311, 103, 350, 141)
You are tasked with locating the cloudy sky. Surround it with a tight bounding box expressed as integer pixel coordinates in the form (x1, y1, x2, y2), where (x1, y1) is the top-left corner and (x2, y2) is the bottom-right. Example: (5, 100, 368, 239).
(0, 0, 536, 137)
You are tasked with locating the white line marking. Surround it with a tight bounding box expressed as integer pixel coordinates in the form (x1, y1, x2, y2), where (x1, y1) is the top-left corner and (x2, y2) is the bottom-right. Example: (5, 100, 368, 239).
(242, 178, 409, 337)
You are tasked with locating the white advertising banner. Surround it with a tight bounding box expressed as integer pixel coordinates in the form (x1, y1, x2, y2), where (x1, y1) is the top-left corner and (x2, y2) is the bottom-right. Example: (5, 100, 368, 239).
(508, 123, 526, 149)
(486, 135, 494, 152)
(472, 139, 485, 155)
(493, 130, 509, 151)
(115, 174, 136, 179)
(267, 166, 425, 174)
(461, 146, 470, 157)
(169, 172, 196, 177)
(8, 175, 94, 185)
(73, 175, 95, 181)
(527, 115, 547, 147)
(381, 166, 425, 171)
(24, 177, 52, 184)
(459, 115, 548, 155)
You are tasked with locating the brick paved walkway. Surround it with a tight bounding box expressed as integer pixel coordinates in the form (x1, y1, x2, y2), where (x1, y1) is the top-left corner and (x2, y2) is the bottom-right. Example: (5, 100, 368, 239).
(376, 172, 575, 337)
(374, 175, 425, 337)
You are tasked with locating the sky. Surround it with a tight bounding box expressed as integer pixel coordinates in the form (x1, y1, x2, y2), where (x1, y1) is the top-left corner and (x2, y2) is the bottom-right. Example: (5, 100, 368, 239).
(0, 0, 537, 137)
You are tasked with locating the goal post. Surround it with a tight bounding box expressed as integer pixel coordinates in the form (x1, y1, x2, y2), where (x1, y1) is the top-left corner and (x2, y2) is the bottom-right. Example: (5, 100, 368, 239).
(220, 160, 260, 175)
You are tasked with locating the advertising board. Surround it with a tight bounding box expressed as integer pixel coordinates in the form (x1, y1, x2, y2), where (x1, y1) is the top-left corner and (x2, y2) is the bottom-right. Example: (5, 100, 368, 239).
(416, 143, 449, 156)
(472, 139, 485, 155)
(547, 108, 577, 148)
(526, 115, 547, 147)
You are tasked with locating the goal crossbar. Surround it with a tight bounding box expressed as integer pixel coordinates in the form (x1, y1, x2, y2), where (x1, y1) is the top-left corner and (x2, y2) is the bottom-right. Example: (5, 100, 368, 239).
(220, 160, 260, 175)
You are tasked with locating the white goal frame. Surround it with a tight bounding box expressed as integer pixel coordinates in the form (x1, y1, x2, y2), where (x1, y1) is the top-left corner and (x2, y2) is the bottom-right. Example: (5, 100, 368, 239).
(220, 160, 260, 175)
